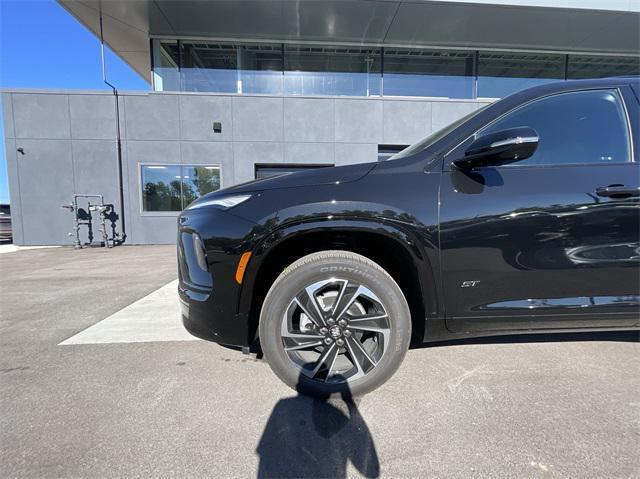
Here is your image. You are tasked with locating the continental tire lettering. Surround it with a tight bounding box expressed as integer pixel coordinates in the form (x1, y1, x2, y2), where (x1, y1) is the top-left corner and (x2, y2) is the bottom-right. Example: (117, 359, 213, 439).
(320, 266, 374, 281)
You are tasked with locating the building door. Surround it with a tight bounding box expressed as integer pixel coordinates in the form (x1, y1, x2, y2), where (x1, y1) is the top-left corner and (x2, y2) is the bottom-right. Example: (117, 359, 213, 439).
(439, 88, 640, 332)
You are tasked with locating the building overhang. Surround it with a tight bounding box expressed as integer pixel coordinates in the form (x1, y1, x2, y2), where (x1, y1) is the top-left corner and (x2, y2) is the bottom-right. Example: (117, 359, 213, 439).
(58, 0, 640, 83)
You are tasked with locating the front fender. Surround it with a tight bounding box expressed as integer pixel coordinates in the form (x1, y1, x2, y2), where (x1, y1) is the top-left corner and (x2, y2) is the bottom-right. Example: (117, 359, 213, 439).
(237, 216, 443, 340)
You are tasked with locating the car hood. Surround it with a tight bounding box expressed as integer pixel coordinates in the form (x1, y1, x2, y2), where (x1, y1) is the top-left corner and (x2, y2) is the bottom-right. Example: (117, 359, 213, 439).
(209, 162, 377, 197)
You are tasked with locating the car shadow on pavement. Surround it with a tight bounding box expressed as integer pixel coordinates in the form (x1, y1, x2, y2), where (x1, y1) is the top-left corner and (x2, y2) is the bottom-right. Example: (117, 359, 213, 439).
(411, 329, 639, 349)
(256, 374, 380, 479)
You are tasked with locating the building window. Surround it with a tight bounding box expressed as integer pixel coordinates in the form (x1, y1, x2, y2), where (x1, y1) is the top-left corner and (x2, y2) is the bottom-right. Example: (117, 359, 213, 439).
(152, 39, 640, 100)
(567, 55, 640, 79)
(284, 45, 381, 96)
(477, 52, 565, 98)
(152, 40, 180, 91)
(178, 41, 283, 94)
(180, 42, 238, 93)
(141, 165, 221, 212)
(377, 145, 409, 161)
(382, 49, 474, 98)
(255, 164, 333, 180)
(238, 44, 283, 94)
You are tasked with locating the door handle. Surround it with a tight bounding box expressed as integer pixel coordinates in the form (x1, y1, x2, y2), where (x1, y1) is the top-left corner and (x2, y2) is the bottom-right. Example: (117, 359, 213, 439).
(595, 185, 640, 198)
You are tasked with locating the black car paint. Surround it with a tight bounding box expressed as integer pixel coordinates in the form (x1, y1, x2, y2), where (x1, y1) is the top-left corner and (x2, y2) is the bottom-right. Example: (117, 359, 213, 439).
(178, 77, 640, 348)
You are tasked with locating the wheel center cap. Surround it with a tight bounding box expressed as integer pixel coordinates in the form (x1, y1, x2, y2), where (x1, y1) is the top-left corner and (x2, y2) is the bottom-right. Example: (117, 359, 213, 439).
(329, 325, 342, 339)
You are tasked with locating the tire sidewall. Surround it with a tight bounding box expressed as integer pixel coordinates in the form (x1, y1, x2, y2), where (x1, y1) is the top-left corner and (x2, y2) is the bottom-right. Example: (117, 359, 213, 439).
(259, 252, 411, 397)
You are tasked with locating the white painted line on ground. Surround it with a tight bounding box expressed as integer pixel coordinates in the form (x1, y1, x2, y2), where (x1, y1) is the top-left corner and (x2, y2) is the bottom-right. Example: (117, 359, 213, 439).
(60, 279, 200, 345)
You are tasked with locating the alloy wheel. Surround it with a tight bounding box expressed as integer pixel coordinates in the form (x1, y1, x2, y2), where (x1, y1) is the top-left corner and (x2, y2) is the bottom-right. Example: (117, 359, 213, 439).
(280, 278, 391, 383)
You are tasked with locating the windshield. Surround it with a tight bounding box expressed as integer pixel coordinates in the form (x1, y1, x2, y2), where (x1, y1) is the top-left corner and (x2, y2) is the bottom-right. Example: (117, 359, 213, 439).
(387, 105, 488, 161)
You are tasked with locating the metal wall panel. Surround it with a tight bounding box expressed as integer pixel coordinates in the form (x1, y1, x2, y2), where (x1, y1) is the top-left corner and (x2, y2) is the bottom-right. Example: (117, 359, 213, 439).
(4, 90, 491, 245)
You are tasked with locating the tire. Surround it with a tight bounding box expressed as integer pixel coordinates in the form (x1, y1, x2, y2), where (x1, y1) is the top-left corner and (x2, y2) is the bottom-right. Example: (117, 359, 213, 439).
(259, 250, 411, 397)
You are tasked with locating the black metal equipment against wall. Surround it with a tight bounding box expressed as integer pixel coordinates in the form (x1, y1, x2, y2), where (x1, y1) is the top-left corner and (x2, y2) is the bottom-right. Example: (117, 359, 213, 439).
(99, 1, 127, 244)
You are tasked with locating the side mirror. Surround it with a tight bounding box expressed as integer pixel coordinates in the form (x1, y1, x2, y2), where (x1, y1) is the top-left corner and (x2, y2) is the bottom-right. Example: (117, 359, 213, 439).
(453, 127, 539, 170)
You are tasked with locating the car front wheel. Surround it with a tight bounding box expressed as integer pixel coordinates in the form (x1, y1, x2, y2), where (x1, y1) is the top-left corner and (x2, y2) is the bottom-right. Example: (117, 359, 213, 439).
(259, 250, 411, 397)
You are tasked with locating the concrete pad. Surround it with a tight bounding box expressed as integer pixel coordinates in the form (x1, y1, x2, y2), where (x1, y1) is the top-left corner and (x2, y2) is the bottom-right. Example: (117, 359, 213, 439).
(0, 244, 60, 254)
(60, 280, 198, 345)
(2, 246, 639, 477)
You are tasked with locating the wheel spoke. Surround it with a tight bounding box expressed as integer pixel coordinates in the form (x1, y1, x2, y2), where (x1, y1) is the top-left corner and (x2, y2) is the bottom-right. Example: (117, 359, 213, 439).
(294, 285, 327, 327)
(283, 338, 324, 352)
(334, 284, 367, 321)
(281, 276, 391, 384)
(281, 324, 323, 338)
(345, 335, 377, 375)
(328, 279, 349, 317)
(310, 343, 339, 381)
(348, 313, 389, 330)
(348, 314, 390, 351)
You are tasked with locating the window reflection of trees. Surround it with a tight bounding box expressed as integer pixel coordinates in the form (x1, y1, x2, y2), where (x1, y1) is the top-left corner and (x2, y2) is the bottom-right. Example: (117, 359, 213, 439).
(142, 165, 221, 212)
(143, 180, 181, 211)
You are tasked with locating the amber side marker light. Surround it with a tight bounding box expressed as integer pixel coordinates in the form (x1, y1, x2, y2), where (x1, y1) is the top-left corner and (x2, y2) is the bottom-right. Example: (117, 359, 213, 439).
(235, 252, 252, 284)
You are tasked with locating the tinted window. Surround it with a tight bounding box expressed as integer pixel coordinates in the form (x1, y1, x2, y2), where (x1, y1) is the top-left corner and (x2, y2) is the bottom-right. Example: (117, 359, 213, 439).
(181, 166, 221, 206)
(389, 106, 487, 161)
(141, 165, 221, 212)
(477, 89, 631, 166)
(141, 165, 182, 211)
(567, 55, 640, 80)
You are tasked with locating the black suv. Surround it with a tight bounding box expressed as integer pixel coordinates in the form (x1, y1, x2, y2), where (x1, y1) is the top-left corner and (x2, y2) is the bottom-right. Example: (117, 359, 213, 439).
(178, 77, 640, 396)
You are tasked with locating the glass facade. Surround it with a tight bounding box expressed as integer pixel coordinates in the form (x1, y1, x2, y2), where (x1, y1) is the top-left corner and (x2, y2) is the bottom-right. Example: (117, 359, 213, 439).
(141, 165, 221, 212)
(567, 55, 640, 80)
(383, 49, 474, 98)
(152, 39, 640, 99)
(177, 42, 283, 93)
(477, 52, 565, 98)
(152, 40, 180, 92)
(180, 42, 238, 93)
(239, 44, 283, 94)
(284, 45, 381, 96)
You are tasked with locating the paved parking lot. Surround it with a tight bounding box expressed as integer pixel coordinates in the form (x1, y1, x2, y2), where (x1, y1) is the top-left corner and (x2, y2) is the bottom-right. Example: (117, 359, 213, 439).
(1, 246, 638, 478)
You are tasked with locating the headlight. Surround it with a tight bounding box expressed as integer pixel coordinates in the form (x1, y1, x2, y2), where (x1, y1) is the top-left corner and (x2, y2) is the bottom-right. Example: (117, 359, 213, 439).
(186, 194, 252, 210)
(191, 233, 208, 271)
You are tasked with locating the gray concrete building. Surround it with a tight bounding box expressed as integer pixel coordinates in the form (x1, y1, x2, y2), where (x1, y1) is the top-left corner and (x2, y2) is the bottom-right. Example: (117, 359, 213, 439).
(3, 0, 639, 245)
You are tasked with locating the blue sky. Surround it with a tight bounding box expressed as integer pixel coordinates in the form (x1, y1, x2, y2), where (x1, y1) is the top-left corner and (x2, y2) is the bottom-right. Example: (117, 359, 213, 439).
(0, 0, 149, 204)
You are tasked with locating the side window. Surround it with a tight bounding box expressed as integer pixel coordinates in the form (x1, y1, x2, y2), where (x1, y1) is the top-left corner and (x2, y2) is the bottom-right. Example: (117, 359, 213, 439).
(476, 89, 631, 166)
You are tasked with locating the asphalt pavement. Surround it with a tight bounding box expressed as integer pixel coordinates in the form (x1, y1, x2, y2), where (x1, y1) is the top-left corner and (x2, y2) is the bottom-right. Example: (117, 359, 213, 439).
(1, 245, 638, 478)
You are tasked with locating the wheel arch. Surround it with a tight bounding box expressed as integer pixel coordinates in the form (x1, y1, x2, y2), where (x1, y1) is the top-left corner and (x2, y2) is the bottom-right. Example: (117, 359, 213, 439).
(239, 218, 440, 344)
